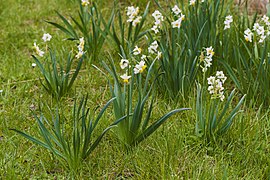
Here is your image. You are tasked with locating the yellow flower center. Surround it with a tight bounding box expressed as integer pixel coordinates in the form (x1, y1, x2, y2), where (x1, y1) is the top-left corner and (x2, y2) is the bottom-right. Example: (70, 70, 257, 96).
(123, 79, 129, 83)
(140, 65, 147, 73)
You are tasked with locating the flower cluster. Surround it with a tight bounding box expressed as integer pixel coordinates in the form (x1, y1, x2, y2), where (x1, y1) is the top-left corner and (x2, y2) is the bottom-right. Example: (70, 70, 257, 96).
(224, 15, 233, 30)
(119, 45, 148, 83)
(33, 33, 52, 57)
(81, 0, 90, 6)
(171, 5, 185, 29)
(199, 46, 215, 72)
(126, 6, 141, 27)
(244, 15, 270, 43)
(151, 10, 164, 34)
(148, 41, 162, 60)
(75, 37, 85, 59)
(207, 71, 227, 101)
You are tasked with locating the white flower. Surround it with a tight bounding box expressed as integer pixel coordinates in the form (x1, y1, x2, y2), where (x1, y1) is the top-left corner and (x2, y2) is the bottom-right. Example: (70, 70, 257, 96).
(216, 71, 227, 83)
(201, 0, 205, 2)
(33, 42, 45, 57)
(148, 41, 158, 54)
(151, 10, 164, 34)
(152, 10, 164, 22)
(244, 28, 253, 42)
(259, 34, 267, 43)
(78, 37, 85, 52)
(207, 72, 227, 101)
(172, 5, 181, 16)
(133, 46, 142, 55)
(42, 33, 52, 42)
(262, 15, 269, 24)
(32, 63, 36, 68)
(189, 0, 196, 6)
(127, 6, 139, 22)
(81, 0, 90, 6)
(134, 61, 147, 74)
(141, 54, 147, 60)
(157, 51, 162, 60)
(253, 23, 260, 31)
(256, 26, 265, 35)
(206, 46, 214, 57)
(120, 59, 129, 69)
(207, 76, 215, 85)
(132, 16, 142, 27)
(224, 15, 233, 30)
(75, 51, 84, 59)
(172, 18, 183, 28)
(120, 73, 131, 83)
(151, 25, 159, 34)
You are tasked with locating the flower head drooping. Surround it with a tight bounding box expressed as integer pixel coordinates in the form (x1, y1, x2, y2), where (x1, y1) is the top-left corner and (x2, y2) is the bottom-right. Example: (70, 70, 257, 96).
(42, 33, 52, 42)
(33, 42, 45, 57)
(81, 0, 90, 6)
(134, 61, 147, 74)
(151, 10, 164, 34)
(207, 71, 227, 101)
(133, 46, 142, 55)
(120, 73, 132, 83)
(224, 15, 233, 30)
(120, 59, 129, 69)
(200, 46, 214, 72)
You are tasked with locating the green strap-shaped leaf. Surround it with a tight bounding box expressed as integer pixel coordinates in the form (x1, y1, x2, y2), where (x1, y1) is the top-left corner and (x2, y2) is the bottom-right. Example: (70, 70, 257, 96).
(133, 108, 190, 146)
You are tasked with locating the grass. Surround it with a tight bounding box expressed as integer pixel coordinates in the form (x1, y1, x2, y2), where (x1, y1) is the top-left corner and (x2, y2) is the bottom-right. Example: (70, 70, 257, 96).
(0, 0, 270, 179)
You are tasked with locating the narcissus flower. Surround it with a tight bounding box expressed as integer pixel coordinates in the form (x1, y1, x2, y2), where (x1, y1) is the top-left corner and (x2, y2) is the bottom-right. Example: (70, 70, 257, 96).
(134, 61, 147, 74)
(189, 0, 196, 6)
(78, 37, 85, 52)
(120, 73, 131, 83)
(133, 46, 142, 55)
(244, 28, 253, 42)
(32, 63, 36, 68)
(42, 33, 52, 42)
(207, 71, 227, 101)
(81, 0, 90, 6)
(132, 16, 142, 27)
(127, 6, 140, 23)
(172, 5, 181, 16)
(200, 46, 215, 72)
(75, 50, 84, 59)
(120, 59, 129, 69)
(33, 42, 45, 57)
(148, 41, 158, 54)
(171, 16, 185, 28)
(224, 15, 233, 30)
(206, 46, 214, 57)
(151, 10, 164, 34)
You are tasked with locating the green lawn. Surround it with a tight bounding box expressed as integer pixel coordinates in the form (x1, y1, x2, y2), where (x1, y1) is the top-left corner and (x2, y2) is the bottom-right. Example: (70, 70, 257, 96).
(1, 0, 270, 179)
